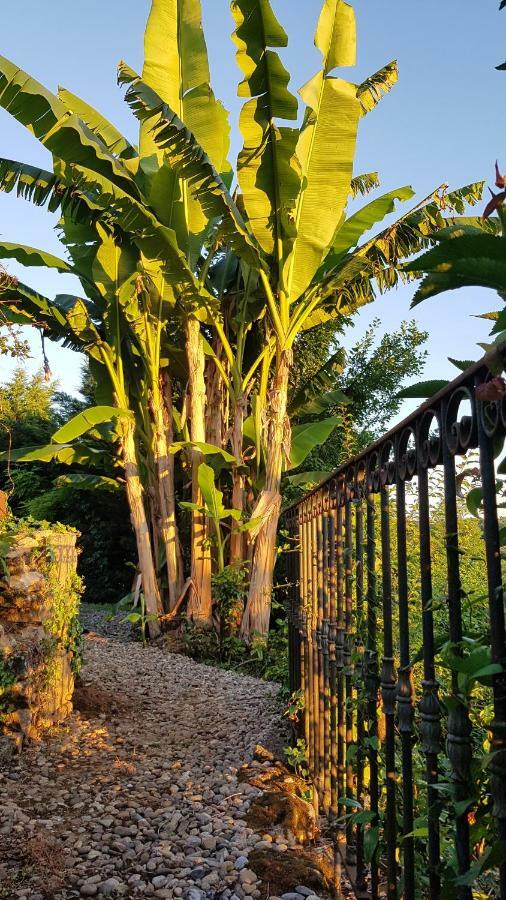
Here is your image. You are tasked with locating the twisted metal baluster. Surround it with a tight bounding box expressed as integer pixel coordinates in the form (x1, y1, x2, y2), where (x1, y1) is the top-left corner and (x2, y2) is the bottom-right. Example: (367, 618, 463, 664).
(476, 376, 506, 899)
(442, 397, 473, 898)
(329, 501, 339, 820)
(395, 476, 415, 900)
(366, 489, 380, 900)
(303, 510, 314, 785)
(380, 485, 397, 899)
(322, 508, 332, 813)
(345, 494, 356, 863)
(311, 509, 321, 813)
(316, 506, 326, 808)
(418, 459, 441, 898)
(354, 497, 367, 893)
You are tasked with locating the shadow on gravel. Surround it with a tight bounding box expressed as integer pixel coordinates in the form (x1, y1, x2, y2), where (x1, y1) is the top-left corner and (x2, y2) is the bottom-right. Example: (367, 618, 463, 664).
(73, 680, 129, 718)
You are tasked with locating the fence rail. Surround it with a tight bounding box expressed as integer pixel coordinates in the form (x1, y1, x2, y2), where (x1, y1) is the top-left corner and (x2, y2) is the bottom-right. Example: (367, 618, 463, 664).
(284, 345, 506, 899)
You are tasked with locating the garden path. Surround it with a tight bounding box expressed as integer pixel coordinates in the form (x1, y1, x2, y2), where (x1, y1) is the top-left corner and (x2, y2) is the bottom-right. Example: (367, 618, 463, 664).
(0, 607, 290, 900)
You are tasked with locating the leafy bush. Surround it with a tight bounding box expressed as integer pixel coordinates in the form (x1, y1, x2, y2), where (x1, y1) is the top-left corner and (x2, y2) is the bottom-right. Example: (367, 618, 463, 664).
(27, 487, 135, 605)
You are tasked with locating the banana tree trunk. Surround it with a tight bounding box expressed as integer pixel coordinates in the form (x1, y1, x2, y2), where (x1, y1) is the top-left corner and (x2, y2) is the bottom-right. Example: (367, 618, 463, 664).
(205, 338, 227, 449)
(152, 376, 184, 611)
(122, 423, 162, 639)
(241, 351, 291, 644)
(229, 396, 246, 567)
(185, 317, 213, 626)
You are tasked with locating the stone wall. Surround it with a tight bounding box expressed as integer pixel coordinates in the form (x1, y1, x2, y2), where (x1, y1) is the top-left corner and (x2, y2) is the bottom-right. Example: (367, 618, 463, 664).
(0, 525, 81, 754)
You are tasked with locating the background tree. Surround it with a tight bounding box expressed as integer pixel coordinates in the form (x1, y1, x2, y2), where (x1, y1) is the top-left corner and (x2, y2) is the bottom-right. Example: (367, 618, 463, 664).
(286, 319, 428, 492)
(0, 366, 136, 604)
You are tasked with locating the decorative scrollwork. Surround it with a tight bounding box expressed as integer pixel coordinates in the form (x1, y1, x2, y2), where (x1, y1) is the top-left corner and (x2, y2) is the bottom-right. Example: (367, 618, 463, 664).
(380, 439, 396, 487)
(367, 449, 381, 494)
(444, 385, 477, 456)
(329, 475, 339, 510)
(355, 460, 367, 499)
(396, 426, 417, 482)
(418, 409, 442, 470)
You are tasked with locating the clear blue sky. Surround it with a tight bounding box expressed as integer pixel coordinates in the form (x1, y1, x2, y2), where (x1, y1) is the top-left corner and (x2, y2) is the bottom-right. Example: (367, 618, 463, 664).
(0, 0, 505, 409)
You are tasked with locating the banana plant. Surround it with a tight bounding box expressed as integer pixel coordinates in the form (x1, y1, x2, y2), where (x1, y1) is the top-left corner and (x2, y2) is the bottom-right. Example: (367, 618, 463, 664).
(181, 463, 246, 574)
(0, 0, 491, 643)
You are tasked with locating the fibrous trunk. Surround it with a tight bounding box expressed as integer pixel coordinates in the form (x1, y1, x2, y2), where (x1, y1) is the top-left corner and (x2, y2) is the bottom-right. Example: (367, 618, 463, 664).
(229, 396, 246, 567)
(152, 373, 184, 610)
(205, 338, 228, 449)
(122, 423, 162, 638)
(241, 351, 291, 643)
(185, 317, 213, 625)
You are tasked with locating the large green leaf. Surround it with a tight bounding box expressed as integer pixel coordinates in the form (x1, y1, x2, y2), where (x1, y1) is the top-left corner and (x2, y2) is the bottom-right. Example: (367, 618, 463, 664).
(289, 415, 342, 470)
(286, 470, 331, 486)
(288, 348, 346, 415)
(118, 66, 261, 269)
(0, 157, 192, 294)
(0, 278, 78, 339)
(55, 473, 123, 493)
(293, 388, 350, 417)
(0, 158, 92, 224)
(198, 462, 227, 520)
(55, 161, 206, 293)
(231, 0, 301, 261)
(397, 379, 449, 399)
(58, 87, 138, 161)
(407, 233, 506, 273)
(0, 56, 140, 199)
(170, 441, 237, 464)
(0, 277, 104, 358)
(316, 0, 356, 71)
(407, 233, 506, 304)
(322, 186, 415, 273)
(139, 0, 231, 260)
(58, 219, 102, 296)
(52, 406, 132, 444)
(91, 224, 139, 309)
(351, 171, 380, 198)
(286, 0, 361, 301)
(0, 241, 74, 275)
(357, 62, 398, 115)
(311, 182, 488, 316)
(0, 442, 111, 467)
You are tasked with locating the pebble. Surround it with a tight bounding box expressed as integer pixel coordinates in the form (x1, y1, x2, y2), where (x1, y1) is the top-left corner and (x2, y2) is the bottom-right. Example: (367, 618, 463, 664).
(240, 869, 258, 884)
(99, 878, 121, 896)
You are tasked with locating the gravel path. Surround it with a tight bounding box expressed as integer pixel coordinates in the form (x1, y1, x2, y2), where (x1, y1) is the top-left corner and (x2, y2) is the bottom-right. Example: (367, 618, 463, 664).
(0, 609, 289, 900)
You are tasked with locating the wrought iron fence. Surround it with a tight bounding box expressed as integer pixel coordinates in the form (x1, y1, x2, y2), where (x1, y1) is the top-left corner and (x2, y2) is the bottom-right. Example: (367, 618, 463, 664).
(283, 345, 506, 899)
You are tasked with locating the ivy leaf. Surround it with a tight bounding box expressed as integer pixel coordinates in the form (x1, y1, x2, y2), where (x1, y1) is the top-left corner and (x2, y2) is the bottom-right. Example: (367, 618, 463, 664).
(364, 826, 379, 864)
(455, 841, 506, 886)
(466, 487, 483, 518)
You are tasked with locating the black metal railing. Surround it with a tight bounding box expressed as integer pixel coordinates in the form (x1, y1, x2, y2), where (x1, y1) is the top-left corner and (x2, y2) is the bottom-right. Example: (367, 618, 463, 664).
(284, 345, 506, 899)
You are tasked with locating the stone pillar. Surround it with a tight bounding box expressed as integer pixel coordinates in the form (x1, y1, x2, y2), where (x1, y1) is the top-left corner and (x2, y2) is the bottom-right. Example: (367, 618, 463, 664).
(0, 526, 80, 754)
